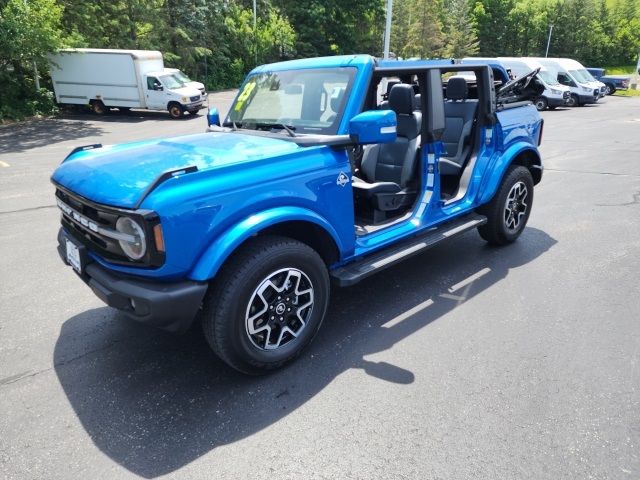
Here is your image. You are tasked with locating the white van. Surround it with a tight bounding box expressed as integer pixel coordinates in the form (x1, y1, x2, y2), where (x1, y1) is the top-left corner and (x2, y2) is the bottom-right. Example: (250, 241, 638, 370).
(164, 67, 207, 100)
(497, 57, 571, 110)
(48, 49, 204, 118)
(530, 57, 600, 106)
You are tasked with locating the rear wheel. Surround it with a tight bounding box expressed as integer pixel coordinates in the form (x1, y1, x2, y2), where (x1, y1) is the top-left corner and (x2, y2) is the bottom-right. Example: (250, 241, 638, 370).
(202, 236, 330, 374)
(477, 165, 534, 245)
(566, 94, 579, 107)
(91, 100, 108, 115)
(534, 97, 548, 111)
(168, 103, 184, 119)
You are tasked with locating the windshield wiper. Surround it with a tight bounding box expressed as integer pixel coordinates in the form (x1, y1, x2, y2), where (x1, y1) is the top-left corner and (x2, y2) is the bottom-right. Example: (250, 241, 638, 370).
(222, 121, 242, 130)
(243, 121, 297, 137)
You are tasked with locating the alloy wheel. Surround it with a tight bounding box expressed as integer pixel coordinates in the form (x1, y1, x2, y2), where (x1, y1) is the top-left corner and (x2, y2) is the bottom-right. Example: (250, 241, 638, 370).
(504, 181, 529, 232)
(245, 268, 314, 350)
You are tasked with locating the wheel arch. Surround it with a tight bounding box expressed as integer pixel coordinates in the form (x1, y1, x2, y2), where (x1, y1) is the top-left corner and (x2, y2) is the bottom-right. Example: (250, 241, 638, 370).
(510, 148, 543, 185)
(189, 207, 344, 282)
(478, 145, 542, 205)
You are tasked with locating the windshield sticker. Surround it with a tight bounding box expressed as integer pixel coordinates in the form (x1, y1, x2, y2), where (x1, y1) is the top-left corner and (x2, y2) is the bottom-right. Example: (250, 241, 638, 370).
(234, 81, 257, 112)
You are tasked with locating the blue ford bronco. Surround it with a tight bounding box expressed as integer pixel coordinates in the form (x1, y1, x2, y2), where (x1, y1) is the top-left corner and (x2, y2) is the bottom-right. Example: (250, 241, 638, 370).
(52, 55, 544, 374)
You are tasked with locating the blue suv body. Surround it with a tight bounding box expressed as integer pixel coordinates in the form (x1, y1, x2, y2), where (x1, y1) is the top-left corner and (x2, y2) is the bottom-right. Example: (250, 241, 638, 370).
(53, 54, 544, 373)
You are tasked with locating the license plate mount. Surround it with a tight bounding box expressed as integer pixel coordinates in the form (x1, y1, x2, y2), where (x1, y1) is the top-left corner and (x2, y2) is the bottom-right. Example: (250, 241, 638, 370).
(66, 238, 83, 274)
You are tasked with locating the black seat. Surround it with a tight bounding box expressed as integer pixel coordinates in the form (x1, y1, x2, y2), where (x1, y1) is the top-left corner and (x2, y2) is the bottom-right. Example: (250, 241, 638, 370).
(353, 84, 422, 218)
(326, 87, 345, 123)
(440, 77, 478, 176)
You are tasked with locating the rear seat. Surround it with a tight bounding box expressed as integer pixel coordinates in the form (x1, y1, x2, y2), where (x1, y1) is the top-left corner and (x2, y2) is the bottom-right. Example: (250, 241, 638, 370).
(440, 77, 478, 176)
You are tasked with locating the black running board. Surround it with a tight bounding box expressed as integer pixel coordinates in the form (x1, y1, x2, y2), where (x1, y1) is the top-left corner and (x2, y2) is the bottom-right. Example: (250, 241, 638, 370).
(331, 213, 487, 287)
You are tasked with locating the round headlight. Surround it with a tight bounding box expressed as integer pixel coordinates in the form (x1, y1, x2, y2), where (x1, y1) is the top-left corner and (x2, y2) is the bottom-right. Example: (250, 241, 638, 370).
(116, 217, 146, 260)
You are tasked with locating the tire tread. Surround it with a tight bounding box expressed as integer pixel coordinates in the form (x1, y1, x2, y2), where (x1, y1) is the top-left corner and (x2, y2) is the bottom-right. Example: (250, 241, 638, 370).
(202, 235, 327, 374)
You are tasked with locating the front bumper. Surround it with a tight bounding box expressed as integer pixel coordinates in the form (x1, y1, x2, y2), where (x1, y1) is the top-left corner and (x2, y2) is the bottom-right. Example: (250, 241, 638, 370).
(547, 96, 567, 107)
(577, 93, 599, 105)
(183, 100, 204, 110)
(58, 228, 207, 333)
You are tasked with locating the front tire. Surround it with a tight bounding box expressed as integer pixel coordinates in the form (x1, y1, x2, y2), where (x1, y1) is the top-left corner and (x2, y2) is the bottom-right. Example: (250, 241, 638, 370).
(534, 96, 548, 111)
(168, 103, 184, 119)
(566, 94, 579, 107)
(477, 165, 534, 245)
(605, 84, 615, 95)
(202, 236, 330, 374)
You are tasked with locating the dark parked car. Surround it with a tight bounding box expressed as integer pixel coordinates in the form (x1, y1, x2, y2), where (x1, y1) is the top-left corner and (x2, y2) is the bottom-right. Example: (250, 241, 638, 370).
(587, 68, 630, 95)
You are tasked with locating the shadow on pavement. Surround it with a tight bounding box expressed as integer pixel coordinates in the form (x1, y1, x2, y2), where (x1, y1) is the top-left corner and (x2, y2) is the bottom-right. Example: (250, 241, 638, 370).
(62, 108, 206, 124)
(0, 110, 203, 154)
(0, 118, 104, 154)
(54, 227, 556, 478)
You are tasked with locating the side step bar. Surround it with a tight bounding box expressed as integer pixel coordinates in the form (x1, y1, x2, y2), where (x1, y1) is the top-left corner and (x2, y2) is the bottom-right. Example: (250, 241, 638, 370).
(331, 213, 487, 287)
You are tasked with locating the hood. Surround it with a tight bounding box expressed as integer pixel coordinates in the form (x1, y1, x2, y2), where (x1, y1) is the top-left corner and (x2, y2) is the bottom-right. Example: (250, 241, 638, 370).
(51, 132, 301, 209)
(186, 80, 205, 90)
(173, 85, 201, 97)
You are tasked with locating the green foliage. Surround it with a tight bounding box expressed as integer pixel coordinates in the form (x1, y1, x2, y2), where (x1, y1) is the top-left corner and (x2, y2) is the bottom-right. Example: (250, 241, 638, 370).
(1, 0, 639, 121)
(470, 0, 640, 66)
(0, 0, 67, 121)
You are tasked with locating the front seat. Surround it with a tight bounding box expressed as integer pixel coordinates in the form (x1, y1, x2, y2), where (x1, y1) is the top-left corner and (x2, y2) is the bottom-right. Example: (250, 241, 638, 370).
(353, 83, 422, 219)
(326, 87, 345, 124)
(440, 77, 478, 176)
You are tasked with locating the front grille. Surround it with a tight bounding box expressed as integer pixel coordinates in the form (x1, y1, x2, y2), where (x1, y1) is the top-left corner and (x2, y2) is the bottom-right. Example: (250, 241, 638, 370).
(55, 188, 164, 268)
(594, 89, 599, 96)
(190, 95, 200, 102)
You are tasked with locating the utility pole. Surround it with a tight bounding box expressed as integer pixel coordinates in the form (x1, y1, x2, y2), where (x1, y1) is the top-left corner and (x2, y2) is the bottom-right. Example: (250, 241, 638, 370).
(545, 24, 554, 58)
(253, 0, 258, 66)
(23, 0, 40, 91)
(383, 0, 393, 59)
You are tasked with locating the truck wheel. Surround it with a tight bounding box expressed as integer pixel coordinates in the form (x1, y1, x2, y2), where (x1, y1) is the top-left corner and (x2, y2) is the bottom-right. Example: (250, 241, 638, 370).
(168, 103, 184, 119)
(202, 236, 330, 374)
(605, 84, 615, 95)
(477, 165, 534, 246)
(534, 97, 548, 111)
(91, 100, 108, 115)
(566, 94, 579, 107)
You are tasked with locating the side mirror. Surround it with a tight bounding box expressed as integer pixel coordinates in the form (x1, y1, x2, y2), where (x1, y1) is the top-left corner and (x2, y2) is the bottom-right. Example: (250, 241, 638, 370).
(207, 107, 220, 127)
(349, 110, 396, 145)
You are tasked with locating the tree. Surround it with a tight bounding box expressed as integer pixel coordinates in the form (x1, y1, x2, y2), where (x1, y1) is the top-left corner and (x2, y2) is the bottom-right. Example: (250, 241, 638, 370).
(442, 0, 480, 57)
(0, 0, 67, 119)
(409, 0, 446, 57)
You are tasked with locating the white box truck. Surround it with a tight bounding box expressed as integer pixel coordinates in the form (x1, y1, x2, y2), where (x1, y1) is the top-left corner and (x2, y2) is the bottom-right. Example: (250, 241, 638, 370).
(48, 49, 204, 118)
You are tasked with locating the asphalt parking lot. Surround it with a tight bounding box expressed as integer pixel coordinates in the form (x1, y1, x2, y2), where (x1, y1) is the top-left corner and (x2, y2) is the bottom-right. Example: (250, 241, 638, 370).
(1, 94, 639, 479)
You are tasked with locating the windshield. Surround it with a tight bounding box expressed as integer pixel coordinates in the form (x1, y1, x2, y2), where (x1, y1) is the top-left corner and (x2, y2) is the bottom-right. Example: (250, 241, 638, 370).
(537, 69, 559, 85)
(578, 69, 597, 82)
(173, 71, 192, 83)
(569, 69, 590, 83)
(227, 67, 356, 135)
(159, 74, 186, 90)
